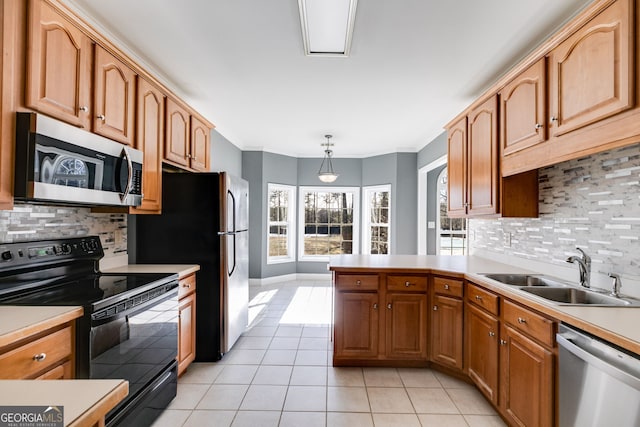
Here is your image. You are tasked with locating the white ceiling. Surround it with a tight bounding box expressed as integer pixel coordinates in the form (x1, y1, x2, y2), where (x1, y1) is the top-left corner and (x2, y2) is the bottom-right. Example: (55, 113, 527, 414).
(65, 0, 593, 158)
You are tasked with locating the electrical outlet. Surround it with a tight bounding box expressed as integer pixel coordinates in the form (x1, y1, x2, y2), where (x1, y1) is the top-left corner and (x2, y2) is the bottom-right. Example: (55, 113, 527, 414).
(503, 232, 511, 247)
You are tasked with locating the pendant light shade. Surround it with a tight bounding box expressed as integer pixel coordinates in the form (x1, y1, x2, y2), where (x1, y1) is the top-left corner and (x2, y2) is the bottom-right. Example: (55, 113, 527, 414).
(318, 135, 339, 183)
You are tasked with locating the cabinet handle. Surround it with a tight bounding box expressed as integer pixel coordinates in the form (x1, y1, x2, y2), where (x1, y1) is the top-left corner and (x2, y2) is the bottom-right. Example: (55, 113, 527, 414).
(33, 353, 47, 362)
(534, 123, 542, 130)
(517, 317, 527, 324)
(97, 114, 106, 121)
(444, 284, 450, 290)
(500, 339, 507, 346)
(433, 305, 438, 311)
(373, 303, 378, 310)
(550, 116, 558, 123)
(387, 303, 392, 310)
(404, 281, 414, 287)
(475, 295, 482, 301)
(489, 331, 496, 337)
(182, 283, 191, 288)
(79, 106, 88, 112)
(356, 280, 362, 286)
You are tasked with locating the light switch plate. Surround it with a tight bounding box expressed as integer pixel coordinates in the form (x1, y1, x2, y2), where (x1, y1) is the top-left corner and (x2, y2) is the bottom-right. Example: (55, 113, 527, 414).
(427, 221, 435, 229)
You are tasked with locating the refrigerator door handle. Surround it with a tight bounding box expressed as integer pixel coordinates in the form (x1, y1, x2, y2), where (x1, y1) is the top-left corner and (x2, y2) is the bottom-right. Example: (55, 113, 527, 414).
(229, 234, 237, 277)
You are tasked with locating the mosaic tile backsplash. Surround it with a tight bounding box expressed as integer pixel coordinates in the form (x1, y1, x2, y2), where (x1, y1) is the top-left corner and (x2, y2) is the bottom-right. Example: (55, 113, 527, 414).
(470, 144, 640, 282)
(0, 203, 127, 260)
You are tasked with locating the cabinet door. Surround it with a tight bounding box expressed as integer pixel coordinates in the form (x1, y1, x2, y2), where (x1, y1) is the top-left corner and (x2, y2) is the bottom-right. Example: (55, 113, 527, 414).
(35, 360, 73, 380)
(466, 303, 499, 404)
(165, 98, 190, 167)
(190, 116, 210, 172)
(131, 77, 164, 214)
(334, 292, 379, 359)
(385, 293, 428, 360)
(500, 325, 554, 427)
(548, 0, 633, 137)
(178, 292, 196, 376)
(467, 96, 499, 216)
(94, 46, 136, 145)
(447, 117, 467, 217)
(431, 294, 463, 370)
(26, 0, 92, 129)
(500, 58, 547, 156)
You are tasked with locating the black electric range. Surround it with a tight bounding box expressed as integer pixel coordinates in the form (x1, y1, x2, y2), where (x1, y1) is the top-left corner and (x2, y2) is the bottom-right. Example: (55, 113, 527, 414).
(0, 236, 180, 427)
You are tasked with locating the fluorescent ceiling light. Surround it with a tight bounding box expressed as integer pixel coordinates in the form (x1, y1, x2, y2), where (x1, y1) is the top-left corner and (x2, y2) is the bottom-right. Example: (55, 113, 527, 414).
(298, 0, 358, 56)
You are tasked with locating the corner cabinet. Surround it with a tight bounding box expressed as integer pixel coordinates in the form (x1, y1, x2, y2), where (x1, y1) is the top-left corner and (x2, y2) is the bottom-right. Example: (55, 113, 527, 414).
(447, 96, 538, 218)
(333, 272, 428, 366)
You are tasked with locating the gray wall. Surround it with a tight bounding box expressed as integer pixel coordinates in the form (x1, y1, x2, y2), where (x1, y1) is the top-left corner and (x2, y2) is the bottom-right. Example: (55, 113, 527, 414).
(243, 151, 421, 279)
(210, 130, 242, 176)
(417, 132, 447, 169)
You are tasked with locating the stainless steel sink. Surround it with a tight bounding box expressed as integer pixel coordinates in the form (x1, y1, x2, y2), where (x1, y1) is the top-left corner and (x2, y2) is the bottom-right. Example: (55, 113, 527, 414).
(520, 287, 640, 306)
(481, 273, 570, 287)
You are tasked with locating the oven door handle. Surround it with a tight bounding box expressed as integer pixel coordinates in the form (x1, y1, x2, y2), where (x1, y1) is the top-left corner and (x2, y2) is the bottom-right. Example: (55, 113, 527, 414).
(119, 147, 133, 202)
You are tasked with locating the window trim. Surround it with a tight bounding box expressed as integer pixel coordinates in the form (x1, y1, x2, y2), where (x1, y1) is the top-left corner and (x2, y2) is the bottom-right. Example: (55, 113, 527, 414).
(298, 186, 360, 262)
(267, 183, 296, 264)
(362, 184, 391, 255)
(436, 168, 467, 255)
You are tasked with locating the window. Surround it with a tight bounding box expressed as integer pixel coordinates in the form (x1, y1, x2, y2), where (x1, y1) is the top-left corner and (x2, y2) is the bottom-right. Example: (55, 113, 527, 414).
(298, 187, 360, 261)
(267, 184, 296, 263)
(363, 185, 391, 254)
(437, 168, 467, 255)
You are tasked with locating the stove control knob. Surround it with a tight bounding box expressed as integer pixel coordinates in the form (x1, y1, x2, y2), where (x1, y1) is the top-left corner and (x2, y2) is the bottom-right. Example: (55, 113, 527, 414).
(1, 251, 12, 261)
(61, 244, 71, 254)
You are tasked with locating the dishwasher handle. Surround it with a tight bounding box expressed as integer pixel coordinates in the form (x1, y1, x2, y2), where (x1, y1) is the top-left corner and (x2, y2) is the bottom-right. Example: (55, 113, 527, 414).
(557, 331, 640, 391)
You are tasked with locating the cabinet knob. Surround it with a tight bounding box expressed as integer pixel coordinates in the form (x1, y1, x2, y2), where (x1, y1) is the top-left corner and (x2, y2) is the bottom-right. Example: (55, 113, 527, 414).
(79, 106, 89, 112)
(97, 114, 106, 121)
(387, 303, 392, 310)
(404, 281, 414, 287)
(550, 116, 558, 123)
(475, 295, 482, 301)
(517, 317, 527, 324)
(489, 331, 496, 337)
(534, 123, 543, 130)
(444, 284, 450, 290)
(433, 305, 438, 311)
(500, 339, 507, 346)
(356, 280, 362, 286)
(33, 353, 47, 362)
(182, 283, 191, 288)
(373, 303, 378, 310)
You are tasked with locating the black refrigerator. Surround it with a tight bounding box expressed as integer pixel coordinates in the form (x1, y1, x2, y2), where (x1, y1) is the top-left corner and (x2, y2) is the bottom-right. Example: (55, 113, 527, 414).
(133, 171, 249, 361)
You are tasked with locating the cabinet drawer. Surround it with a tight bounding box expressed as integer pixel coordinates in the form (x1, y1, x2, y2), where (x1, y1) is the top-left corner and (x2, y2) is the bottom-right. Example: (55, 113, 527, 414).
(336, 274, 379, 291)
(467, 283, 499, 315)
(178, 273, 197, 298)
(433, 277, 463, 298)
(387, 275, 428, 292)
(0, 326, 72, 379)
(503, 300, 555, 347)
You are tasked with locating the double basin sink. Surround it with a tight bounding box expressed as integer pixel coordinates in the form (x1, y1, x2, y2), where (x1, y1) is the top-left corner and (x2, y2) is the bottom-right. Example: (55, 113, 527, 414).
(481, 274, 640, 307)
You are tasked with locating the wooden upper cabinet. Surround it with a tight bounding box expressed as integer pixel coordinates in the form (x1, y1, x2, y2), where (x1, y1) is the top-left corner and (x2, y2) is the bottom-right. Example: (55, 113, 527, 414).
(446, 117, 467, 217)
(164, 98, 191, 167)
(93, 46, 136, 145)
(190, 116, 210, 172)
(500, 58, 547, 156)
(26, 0, 92, 129)
(548, 0, 633, 137)
(131, 77, 164, 214)
(467, 95, 499, 216)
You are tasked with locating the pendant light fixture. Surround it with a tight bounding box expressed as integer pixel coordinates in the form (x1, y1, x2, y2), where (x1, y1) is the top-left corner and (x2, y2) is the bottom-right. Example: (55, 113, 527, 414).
(318, 134, 339, 183)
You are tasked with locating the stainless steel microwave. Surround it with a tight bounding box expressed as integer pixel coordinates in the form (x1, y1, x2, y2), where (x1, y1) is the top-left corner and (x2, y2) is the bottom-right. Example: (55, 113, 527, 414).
(14, 112, 143, 207)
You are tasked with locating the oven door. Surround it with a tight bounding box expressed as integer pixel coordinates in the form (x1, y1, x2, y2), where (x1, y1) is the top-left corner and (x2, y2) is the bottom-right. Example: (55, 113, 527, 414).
(90, 286, 178, 426)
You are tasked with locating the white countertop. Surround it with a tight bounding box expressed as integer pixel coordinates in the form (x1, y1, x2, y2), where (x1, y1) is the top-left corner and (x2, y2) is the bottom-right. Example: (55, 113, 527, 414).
(330, 255, 640, 354)
(102, 264, 199, 278)
(0, 306, 83, 348)
(0, 379, 128, 427)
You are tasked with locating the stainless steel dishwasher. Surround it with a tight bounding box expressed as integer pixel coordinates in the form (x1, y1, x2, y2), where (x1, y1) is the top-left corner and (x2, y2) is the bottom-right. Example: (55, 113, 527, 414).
(557, 324, 640, 426)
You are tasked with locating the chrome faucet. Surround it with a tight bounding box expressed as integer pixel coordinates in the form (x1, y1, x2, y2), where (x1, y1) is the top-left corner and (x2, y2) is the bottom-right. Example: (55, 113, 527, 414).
(608, 273, 622, 298)
(566, 248, 591, 288)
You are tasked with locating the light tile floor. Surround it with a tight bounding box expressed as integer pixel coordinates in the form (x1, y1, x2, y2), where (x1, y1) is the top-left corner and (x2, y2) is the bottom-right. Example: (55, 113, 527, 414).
(152, 280, 506, 427)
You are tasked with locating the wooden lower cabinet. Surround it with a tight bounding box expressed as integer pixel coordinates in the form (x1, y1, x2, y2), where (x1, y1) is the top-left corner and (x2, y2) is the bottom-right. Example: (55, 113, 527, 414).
(334, 291, 379, 359)
(430, 294, 463, 370)
(178, 273, 196, 376)
(466, 302, 500, 404)
(500, 324, 554, 427)
(385, 293, 428, 359)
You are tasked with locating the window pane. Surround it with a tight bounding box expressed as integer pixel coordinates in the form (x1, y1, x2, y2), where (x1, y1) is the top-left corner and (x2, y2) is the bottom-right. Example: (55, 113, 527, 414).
(302, 189, 356, 256)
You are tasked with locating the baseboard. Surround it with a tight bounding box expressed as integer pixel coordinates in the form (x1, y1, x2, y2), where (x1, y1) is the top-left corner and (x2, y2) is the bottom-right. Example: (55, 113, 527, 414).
(249, 273, 332, 286)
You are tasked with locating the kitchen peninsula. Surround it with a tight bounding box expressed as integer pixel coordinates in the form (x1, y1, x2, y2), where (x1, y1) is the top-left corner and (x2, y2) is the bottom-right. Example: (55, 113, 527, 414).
(330, 254, 640, 427)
